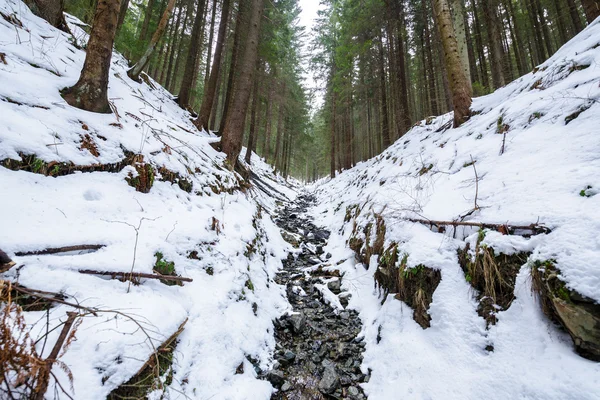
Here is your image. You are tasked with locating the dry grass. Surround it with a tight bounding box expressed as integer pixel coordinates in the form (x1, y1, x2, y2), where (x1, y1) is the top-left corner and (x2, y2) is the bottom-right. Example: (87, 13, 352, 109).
(0, 280, 45, 398)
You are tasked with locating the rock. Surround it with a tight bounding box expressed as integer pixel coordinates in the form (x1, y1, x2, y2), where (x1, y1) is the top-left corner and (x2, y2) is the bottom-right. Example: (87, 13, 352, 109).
(281, 381, 292, 392)
(290, 313, 306, 334)
(318, 365, 340, 394)
(348, 386, 360, 398)
(552, 297, 600, 360)
(267, 370, 285, 387)
(326, 252, 332, 259)
(327, 279, 342, 294)
(283, 350, 296, 362)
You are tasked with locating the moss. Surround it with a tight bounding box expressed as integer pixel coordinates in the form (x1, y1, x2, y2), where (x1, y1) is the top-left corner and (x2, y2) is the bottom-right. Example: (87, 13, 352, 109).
(245, 279, 254, 292)
(418, 163, 433, 176)
(153, 252, 179, 286)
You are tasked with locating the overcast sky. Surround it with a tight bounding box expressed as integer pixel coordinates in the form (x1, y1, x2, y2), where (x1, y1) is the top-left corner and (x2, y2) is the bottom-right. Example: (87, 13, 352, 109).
(296, 0, 323, 111)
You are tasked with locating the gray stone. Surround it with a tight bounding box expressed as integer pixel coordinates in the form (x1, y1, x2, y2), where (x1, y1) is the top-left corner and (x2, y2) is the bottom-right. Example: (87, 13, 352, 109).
(290, 313, 306, 334)
(348, 386, 360, 397)
(318, 365, 340, 394)
(283, 350, 296, 362)
(267, 370, 285, 387)
(327, 279, 342, 294)
(281, 382, 292, 392)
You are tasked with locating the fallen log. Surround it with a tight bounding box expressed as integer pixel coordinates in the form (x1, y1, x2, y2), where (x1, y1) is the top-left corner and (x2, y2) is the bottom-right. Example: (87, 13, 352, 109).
(15, 244, 105, 256)
(78, 269, 193, 283)
(405, 218, 551, 235)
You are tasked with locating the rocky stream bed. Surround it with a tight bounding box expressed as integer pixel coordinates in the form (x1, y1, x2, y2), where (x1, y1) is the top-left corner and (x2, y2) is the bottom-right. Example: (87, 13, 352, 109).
(261, 194, 368, 400)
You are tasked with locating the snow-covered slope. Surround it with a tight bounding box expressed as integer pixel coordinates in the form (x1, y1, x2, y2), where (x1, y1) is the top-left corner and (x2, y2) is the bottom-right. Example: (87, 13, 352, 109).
(0, 1, 295, 398)
(311, 19, 600, 400)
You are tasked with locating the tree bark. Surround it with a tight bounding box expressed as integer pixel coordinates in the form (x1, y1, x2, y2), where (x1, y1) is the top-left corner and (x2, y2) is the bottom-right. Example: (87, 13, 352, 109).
(377, 36, 391, 149)
(244, 61, 262, 164)
(164, 1, 184, 90)
(581, 0, 600, 22)
(481, 0, 506, 88)
(195, 0, 232, 130)
(220, 0, 265, 167)
(219, 4, 243, 133)
(62, 0, 121, 113)
(177, 0, 207, 109)
(24, 0, 69, 32)
(450, 0, 471, 87)
(567, 0, 584, 32)
(204, 0, 219, 85)
(433, 0, 472, 127)
(128, 0, 177, 81)
(140, 0, 156, 41)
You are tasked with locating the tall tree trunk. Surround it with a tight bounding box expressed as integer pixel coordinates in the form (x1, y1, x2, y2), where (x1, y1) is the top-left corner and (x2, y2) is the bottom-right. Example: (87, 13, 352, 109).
(262, 81, 274, 158)
(24, 0, 69, 32)
(330, 80, 336, 178)
(424, 1, 439, 114)
(378, 37, 391, 149)
(393, 0, 411, 134)
(140, 0, 156, 41)
(219, 4, 243, 133)
(164, 2, 184, 90)
(433, 0, 472, 127)
(244, 61, 262, 164)
(581, 0, 600, 22)
(170, 0, 191, 91)
(220, 0, 265, 167)
(177, 0, 207, 108)
(204, 0, 219, 85)
(481, 0, 506, 88)
(450, 0, 471, 86)
(274, 83, 286, 167)
(567, 0, 584, 31)
(128, 0, 177, 81)
(62, 0, 121, 113)
(116, 0, 129, 31)
(472, 0, 490, 89)
(195, 0, 232, 130)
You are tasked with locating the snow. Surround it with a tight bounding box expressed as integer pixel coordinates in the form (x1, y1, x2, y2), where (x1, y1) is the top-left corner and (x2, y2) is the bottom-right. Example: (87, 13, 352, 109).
(309, 18, 600, 400)
(1, 0, 599, 398)
(0, 1, 296, 398)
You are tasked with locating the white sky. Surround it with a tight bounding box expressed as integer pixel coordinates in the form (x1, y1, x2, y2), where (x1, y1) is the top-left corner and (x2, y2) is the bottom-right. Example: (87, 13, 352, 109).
(298, 0, 324, 111)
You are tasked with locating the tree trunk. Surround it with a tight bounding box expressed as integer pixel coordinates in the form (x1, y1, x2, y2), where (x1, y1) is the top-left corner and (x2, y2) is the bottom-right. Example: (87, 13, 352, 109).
(274, 82, 286, 167)
(62, 0, 121, 113)
(581, 0, 600, 22)
(219, 4, 243, 134)
(330, 79, 336, 178)
(378, 36, 391, 149)
(177, 0, 207, 109)
(261, 80, 274, 158)
(392, 0, 411, 134)
(220, 0, 265, 167)
(450, 0, 471, 86)
(424, 1, 439, 114)
(116, 0, 129, 31)
(195, 0, 232, 130)
(244, 61, 262, 164)
(433, 0, 472, 127)
(164, 1, 184, 90)
(472, 0, 490, 89)
(481, 0, 506, 88)
(128, 0, 177, 81)
(24, 0, 69, 32)
(204, 0, 219, 85)
(567, 0, 584, 32)
(140, 0, 156, 41)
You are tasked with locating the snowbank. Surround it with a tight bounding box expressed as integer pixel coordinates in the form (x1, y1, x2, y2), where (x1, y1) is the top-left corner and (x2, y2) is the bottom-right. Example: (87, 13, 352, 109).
(0, 1, 295, 398)
(311, 19, 600, 400)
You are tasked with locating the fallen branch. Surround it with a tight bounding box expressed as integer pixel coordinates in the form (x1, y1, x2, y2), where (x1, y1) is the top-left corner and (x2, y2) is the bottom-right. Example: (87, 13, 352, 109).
(405, 217, 551, 235)
(11, 284, 98, 315)
(15, 244, 104, 256)
(78, 270, 193, 283)
(34, 312, 78, 400)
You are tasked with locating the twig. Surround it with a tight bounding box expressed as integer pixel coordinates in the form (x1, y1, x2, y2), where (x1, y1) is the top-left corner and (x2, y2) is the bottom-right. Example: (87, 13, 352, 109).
(470, 155, 480, 211)
(34, 312, 77, 400)
(78, 270, 193, 283)
(15, 244, 104, 256)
